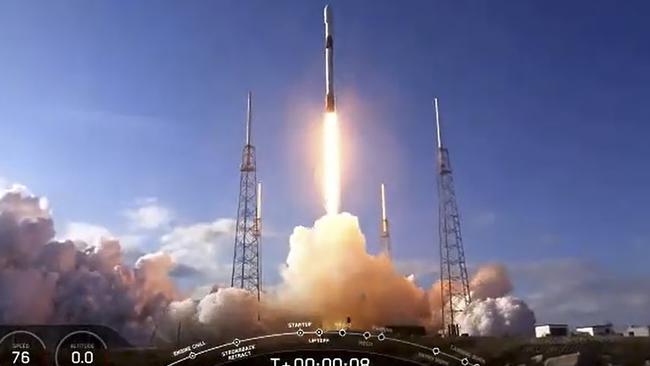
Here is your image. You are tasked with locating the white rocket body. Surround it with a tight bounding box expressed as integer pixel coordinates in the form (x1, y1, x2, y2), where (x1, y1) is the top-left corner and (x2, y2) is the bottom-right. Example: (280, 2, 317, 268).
(324, 5, 335, 113)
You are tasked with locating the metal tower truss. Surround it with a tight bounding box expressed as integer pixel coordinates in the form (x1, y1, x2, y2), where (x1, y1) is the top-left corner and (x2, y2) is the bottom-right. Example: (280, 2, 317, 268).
(434, 98, 471, 336)
(231, 92, 261, 300)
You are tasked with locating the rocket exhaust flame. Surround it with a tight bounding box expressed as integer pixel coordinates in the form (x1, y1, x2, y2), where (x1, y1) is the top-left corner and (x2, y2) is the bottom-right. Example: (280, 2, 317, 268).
(323, 112, 340, 215)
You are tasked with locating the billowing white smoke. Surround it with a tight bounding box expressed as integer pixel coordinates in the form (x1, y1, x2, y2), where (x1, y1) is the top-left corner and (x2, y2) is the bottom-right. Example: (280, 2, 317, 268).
(0, 185, 176, 343)
(163, 287, 266, 343)
(457, 264, 536, 336)
(0, 183, 534, 341)
(276, 213, 431, 328)
(169, 214, 535, 339)
(167, 213, 431, 338)
(458, 296, 535, 337)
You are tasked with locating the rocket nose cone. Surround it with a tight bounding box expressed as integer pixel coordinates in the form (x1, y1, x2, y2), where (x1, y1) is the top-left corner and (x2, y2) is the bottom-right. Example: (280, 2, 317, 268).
(324, 5, 332, 23)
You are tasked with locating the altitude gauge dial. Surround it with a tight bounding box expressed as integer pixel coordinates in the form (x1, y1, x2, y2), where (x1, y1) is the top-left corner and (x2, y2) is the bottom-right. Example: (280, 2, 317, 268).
(55, 331, 107, 366)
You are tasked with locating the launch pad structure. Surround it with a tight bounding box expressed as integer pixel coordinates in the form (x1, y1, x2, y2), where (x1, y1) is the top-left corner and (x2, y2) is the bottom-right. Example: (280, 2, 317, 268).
(435, 98, 472, 336)
(231, 92, 262, 302)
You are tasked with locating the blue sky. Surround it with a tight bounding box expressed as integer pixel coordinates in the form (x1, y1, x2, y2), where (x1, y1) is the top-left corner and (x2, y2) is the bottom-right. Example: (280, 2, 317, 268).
(1, 0, 649, 326)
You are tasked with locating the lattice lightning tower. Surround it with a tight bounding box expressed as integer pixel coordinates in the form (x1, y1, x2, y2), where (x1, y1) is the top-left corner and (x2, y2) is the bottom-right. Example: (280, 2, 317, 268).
(434, 97, 471, 336)
(231, 91, 261, 301)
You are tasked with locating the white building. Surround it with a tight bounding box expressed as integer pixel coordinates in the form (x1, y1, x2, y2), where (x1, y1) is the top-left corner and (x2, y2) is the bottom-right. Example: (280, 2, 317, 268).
(626, 325, 650, 337)
(535, 324, 569, 338)
(575, 324, 613, 336)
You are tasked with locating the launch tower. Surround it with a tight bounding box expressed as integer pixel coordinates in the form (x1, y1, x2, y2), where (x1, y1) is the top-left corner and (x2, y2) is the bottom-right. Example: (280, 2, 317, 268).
(231, 92, 262, 301)
(434, 98, 471, 336)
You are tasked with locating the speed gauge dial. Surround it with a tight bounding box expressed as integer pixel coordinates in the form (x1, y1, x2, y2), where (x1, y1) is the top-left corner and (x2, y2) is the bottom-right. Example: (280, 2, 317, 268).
(0, 330, 47, 366)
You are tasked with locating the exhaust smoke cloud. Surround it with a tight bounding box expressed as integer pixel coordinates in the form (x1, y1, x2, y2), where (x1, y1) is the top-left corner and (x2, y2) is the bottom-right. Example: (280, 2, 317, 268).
(0, 184, 534, 342)
(458, 264, 536, 336)
(277, 213, 431, 328)
(0, 185, 175, 343)
(169, 214, 535, 339)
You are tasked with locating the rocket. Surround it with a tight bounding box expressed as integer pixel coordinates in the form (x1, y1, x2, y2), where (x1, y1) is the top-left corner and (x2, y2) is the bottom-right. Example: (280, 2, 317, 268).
(379, 183, 392, 257)
(380, 183, 389, 237)
(324, 5, 335, 113)
(434, 97, 442, 149)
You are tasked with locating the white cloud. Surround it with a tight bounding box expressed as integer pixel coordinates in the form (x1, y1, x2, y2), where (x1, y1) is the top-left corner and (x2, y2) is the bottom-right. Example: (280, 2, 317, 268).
(61, 222, 113, 247)
(123, 198, 173, 230)
(159, 218, 235, 284)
